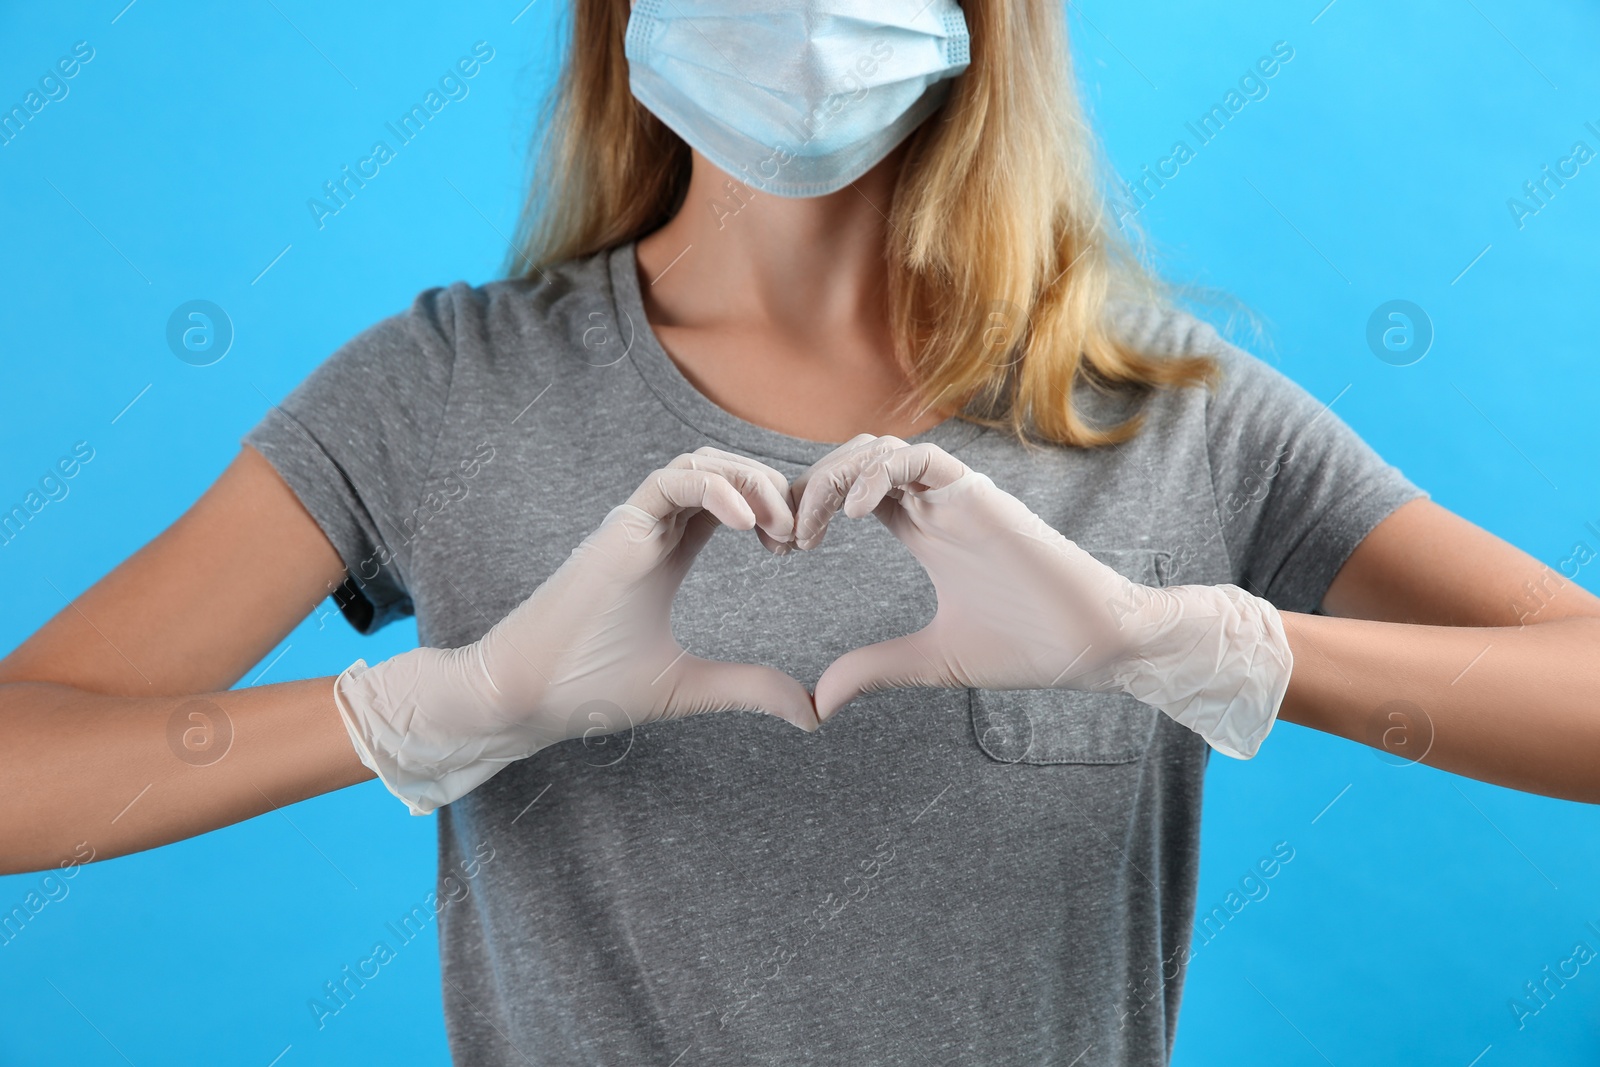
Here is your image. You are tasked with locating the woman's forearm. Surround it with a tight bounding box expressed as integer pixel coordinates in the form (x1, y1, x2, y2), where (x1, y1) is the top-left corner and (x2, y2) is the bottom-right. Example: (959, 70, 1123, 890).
(1278, 612, 1600, 802)
(0, 678, 374, 875)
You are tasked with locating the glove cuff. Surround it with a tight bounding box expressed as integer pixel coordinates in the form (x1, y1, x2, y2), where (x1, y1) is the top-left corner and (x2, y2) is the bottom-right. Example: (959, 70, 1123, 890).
(1111, 584, 1294, 759)
(333, 648, 527, 816)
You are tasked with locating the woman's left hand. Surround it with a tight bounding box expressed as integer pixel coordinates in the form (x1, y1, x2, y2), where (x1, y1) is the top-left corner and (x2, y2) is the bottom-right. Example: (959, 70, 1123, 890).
(791, 435, 1294, 759)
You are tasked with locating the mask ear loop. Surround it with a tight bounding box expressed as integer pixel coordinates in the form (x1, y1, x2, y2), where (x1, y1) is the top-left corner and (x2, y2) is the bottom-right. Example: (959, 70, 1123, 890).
(623, 0, 663, 62)
(942, 9, 972, 67)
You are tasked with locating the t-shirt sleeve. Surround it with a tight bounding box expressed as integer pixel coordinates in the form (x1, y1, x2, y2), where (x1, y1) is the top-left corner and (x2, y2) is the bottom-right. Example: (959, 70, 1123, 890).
(242, 287, 459, 634)
(1195, 321, 1430, 615)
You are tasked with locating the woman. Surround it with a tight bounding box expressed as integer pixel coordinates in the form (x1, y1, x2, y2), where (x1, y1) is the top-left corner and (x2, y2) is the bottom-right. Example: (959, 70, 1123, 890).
(3, 1, 1597, 1064)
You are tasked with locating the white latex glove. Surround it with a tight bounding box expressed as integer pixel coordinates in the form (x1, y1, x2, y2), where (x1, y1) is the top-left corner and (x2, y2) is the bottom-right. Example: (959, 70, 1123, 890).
(334, 447, 819, 815)
(792, 435, 1293, 760)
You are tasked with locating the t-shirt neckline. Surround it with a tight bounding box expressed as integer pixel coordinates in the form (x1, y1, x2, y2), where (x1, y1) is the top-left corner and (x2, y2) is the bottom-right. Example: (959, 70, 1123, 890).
(607, 240, 986, 467)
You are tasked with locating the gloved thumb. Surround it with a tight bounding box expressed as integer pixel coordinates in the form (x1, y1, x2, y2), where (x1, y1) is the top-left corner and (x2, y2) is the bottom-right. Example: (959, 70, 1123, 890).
(672, 656, 820, 733)
(814, 632, 941, 723)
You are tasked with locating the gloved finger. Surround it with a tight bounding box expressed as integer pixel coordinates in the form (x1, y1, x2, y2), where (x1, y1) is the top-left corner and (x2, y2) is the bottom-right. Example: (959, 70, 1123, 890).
(791, 434, 880, 548)
(789, 432, 878, 506)
(669, 448, 796, 546)
(686, 446, 796, 554)
(666, 508, 723, 573)
(793, 434, 909, 550)
(683, 446, 791, 499)
(812, 629, 945, 723)
(624, 468, 758, 537)
(668, 655, 820, 732)
(843, 443, 971, 519)
(753, 526, 790, 556)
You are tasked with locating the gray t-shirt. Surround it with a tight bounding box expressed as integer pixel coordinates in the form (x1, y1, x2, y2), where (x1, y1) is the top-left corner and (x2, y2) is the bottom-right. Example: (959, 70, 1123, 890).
(244, 242, 1426, 1065)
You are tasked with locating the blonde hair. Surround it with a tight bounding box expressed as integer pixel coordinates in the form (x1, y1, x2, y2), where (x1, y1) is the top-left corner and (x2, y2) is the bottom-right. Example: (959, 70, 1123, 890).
(504, 0, 1219, 448)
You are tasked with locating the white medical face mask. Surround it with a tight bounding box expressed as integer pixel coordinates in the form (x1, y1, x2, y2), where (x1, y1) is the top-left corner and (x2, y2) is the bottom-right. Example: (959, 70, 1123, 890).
(624, 0, 972, 198)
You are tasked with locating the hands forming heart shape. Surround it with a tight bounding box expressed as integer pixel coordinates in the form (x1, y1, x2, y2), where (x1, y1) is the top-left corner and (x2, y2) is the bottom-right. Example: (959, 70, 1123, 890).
(333, 436, 1294, 815)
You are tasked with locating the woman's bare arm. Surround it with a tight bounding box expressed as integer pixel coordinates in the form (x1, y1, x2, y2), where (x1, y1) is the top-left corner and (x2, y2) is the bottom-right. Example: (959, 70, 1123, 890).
(1280, 498, 1600, 802)
(0, 446, 375, 875)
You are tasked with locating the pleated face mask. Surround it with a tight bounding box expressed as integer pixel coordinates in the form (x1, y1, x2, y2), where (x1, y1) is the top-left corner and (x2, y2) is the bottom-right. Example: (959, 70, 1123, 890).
(624, 0, 972, 198)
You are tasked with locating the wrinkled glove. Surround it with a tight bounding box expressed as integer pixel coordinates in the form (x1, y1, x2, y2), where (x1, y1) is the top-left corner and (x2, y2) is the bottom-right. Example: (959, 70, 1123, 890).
(793, 435, 1293, 759)
(334, 447, 818, 815)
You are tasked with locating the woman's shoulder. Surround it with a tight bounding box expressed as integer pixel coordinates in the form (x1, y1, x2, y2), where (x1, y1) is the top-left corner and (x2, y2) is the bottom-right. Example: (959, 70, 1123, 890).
(1104, 297, 1306, 411)
(397, 246, 621, 370)
(269, 248, 623, 440)
(1106, 297, 1223, 357)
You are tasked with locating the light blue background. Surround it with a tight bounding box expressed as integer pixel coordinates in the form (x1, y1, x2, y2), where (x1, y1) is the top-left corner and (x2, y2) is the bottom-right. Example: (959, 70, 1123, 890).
(2, 1, 1597, 1064)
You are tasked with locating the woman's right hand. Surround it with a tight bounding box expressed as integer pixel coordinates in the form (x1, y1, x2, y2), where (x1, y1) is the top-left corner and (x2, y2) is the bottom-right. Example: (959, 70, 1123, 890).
(333, 446, 818, 815)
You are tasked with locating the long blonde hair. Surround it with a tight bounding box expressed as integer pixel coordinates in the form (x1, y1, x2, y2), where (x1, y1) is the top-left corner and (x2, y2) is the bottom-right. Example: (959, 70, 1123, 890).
(504, 0, 1219, 448)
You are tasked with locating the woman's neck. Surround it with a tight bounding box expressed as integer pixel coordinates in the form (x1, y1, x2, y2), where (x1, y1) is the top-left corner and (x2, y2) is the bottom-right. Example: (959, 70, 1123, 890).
(633, 145, 951, 443)
(637, 146, 904, 336)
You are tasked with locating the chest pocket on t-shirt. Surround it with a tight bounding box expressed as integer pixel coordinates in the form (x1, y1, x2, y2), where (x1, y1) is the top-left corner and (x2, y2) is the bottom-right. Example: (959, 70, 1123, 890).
(968, 547, 1172, 766)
